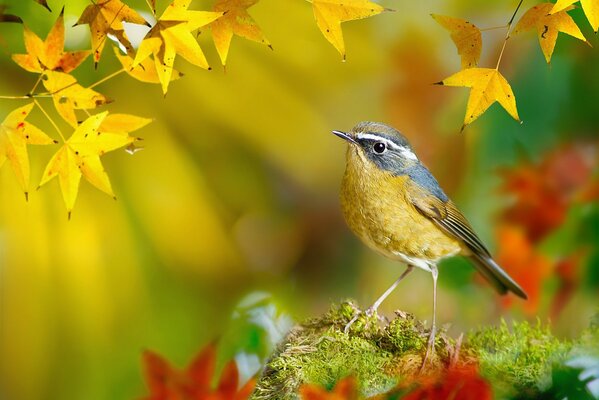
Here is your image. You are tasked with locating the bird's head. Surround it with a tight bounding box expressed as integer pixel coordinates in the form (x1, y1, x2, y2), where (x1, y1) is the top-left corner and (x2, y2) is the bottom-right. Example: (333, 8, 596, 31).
(333, 121, 419, 174)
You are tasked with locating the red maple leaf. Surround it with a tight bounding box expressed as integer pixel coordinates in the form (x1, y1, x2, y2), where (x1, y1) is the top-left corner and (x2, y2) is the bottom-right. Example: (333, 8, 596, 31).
(401, 365, 492, 400)
(499, 143, 596, 243)
(141, 344, 255, 400)
(494, 224, 552, 314)
(550, 254, 585, 319)
(299, 376, 358, 400)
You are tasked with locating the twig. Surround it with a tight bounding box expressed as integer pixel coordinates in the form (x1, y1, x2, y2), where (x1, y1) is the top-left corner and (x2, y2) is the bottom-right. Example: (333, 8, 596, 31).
(88, 68, 125, 89)
(34, 99, 65, 142)
(496, 0, 524, 70)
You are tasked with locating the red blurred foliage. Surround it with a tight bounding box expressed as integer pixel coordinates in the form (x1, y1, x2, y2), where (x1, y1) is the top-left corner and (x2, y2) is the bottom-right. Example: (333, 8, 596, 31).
(550, 254, 585, 319)
(299, 376, 358, 400)
(400, 365, 492, 400)
(499, 143, 596, 242)
(495, 224, 552, 314)
(140, 344, 255, 400)
(496, 142, 598, 315)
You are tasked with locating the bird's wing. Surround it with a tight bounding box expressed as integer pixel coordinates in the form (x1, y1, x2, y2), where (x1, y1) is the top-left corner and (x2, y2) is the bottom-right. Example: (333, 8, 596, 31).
(405, 180, 491, 258)
(405, 179, 528, 299)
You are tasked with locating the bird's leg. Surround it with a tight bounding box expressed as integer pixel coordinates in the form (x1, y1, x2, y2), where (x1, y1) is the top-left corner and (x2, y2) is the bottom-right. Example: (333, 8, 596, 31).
(344, 265, 414, 334)
(421, 264, 438, 369)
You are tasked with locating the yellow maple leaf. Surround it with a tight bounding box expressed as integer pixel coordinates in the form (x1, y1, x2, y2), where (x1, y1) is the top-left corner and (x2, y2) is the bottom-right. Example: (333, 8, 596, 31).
(551, 0, 599, 32)
(0, 103, 55, 198)
(133, 0, 224, 95)
(437, 68, 519, 128)
(75, 0, 149, 65)
(41, 70, 111, 127)
(114, 47, 184, 84)
(310, 0, 388, 60)
(210, 0, 271, 67)
(39, 111, 148, 217)
(12, 8, 90, 73)
(431, 14, 482, 69)
(514, 2, 587, 64)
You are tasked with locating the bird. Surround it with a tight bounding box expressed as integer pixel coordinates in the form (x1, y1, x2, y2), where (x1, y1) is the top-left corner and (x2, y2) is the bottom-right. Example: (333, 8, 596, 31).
(332, 121, 527, 363)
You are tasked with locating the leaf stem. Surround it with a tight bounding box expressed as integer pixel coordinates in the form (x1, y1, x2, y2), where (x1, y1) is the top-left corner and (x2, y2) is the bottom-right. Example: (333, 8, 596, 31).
(29, 73, 43, 95)
(144, 0, 156, 17)
(34, 99, 65, 142)
(480, 24, 508, 32)
(88, 68, 125, 89)
(496, 0, 524, 70)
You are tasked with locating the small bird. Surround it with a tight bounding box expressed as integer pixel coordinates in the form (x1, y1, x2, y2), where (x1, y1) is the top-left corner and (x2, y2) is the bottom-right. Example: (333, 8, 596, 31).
(333, 121, 527, 361)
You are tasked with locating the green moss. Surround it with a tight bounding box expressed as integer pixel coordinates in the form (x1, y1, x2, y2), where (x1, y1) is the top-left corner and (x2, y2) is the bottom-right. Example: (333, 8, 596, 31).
(250, 302, 584, 399)
(466, 320, 572, 397)
(251, 301, 458, 400)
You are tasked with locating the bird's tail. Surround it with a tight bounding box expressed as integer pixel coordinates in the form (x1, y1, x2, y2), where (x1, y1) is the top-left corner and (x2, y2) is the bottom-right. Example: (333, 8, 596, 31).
(469, 254, 528, 299)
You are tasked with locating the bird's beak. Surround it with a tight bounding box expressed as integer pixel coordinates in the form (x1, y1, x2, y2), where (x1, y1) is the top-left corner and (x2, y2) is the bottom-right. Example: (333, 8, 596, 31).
(332, 130, 357, 144)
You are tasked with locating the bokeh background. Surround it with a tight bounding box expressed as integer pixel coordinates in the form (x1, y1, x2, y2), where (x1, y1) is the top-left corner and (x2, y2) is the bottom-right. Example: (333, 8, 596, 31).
(0, 0, 598, 399)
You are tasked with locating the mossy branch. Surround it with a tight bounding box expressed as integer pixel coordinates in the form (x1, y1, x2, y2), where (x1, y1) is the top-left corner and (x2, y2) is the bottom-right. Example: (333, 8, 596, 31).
(250, 301, 597, 399)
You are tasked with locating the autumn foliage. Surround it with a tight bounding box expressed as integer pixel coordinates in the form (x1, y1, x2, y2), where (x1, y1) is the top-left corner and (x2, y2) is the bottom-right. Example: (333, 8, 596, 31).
(495, 142, 598, 315)
(0, 0, 389, 216)
(141, 344, 255, 400)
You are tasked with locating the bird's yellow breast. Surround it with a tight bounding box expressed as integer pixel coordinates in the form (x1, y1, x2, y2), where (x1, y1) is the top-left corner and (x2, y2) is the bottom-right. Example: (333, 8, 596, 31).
(340, 147, 461, 262)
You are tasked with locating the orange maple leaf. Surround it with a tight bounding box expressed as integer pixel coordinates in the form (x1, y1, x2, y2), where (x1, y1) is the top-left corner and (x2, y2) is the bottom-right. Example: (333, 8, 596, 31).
(132, 0, 224, 95)
(0, 103, 56, 197)
(75, 0, 149, 65)
(210, 0, 271, 67)
(114, 47, 184, 84)
(401, 365, 492, 400)
(431, 14, 482, 69)
(495, 224, 552, 314)
(513, 2, 587, 64)
(12, 8, 90, 73)
(551, 0, 599, 32)
(299, 376, 358, 400)
(437, 68, 519, 128)
(310, 0, 389, 61)
(41, 70, 111, 127)
(141, 344, 255, 400)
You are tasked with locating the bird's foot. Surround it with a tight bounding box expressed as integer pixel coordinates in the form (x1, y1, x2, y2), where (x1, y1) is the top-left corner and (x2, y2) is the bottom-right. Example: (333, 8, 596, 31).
(343, 306, 384, 334)
(419, 325, 437, 373)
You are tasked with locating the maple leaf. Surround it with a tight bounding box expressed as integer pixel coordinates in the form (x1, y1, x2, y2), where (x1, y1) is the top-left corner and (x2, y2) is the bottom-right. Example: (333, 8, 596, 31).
(41, 70, 111, 127)
(436, 68, 519, 128)
(551, 0, 599, 32)
(401, 365, 492, 400)
(495, 224, 552, 315)
(513, 2, 587, 64)
(38, 111, 146, 216)
(0, 103, 55, 198)
(431, 14, 482, 69)
(299, 376, 358, 400)
(210, 0, 272, 67)
(133, 0, 224, 95)
(141, 344, 255, 400)
(75, 0, 149, 65)
(114, 47, 184, 84)
(12, 8, 90, 73)
(310, 0, 388, 60)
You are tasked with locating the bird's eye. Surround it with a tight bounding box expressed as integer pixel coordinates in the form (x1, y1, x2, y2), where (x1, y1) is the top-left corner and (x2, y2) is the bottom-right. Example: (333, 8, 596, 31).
(373, 142, 386, 154)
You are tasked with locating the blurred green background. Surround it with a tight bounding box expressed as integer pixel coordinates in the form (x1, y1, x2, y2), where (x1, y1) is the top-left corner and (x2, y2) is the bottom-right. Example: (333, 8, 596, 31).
(0, 0, 597, 399)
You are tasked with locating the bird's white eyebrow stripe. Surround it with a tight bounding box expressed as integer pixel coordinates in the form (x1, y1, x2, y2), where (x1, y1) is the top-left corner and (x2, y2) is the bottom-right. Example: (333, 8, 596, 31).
(355, 132, 418, 160)
(356, 133, 400, 149)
